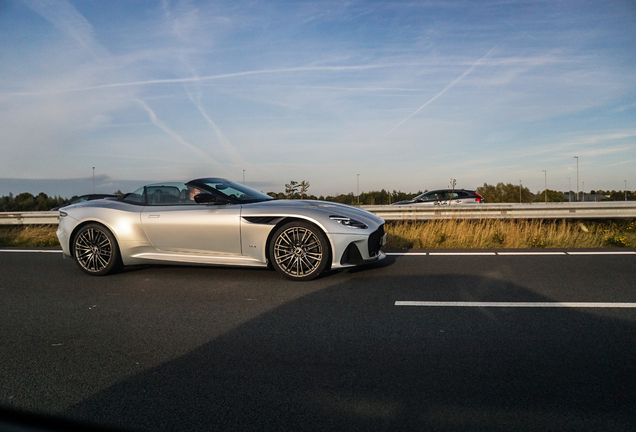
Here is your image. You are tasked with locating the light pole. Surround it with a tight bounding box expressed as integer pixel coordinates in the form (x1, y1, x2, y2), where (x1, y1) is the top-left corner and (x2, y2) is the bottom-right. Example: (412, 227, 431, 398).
(92, 167, 95, 194)
(242, 169, 245, 185)
(356, 174, 360, 205)
(574, 156, 578, 202)
(567, 177, 571, 202)
(582, 181, 585, 202)
(543, 170, 547, 203)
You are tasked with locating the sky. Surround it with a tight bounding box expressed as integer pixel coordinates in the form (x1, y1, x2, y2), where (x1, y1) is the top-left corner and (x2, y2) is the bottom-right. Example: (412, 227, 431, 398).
(1, 0, 635, 198)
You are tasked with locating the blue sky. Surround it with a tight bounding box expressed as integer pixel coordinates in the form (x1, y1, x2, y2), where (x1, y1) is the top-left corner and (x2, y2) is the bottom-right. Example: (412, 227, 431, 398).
(1, 0, 635, 197)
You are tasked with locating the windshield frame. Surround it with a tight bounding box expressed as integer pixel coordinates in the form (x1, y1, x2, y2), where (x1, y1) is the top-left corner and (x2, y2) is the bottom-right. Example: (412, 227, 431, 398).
(187, 178, 274, 204)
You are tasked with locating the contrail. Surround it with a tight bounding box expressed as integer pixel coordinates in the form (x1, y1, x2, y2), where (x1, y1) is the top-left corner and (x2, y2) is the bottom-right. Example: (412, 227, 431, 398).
(386, 48, 496, 137)
(9, 63, 409, 96)
(21, 0, 104, 59)
(185, 90, 248, 166)
(137, 99, 219, 166)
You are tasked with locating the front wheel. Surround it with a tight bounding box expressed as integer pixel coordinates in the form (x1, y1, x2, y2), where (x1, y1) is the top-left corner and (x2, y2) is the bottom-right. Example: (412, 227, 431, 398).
(269, 221, 330, 281)
(73, 223, 120, 276)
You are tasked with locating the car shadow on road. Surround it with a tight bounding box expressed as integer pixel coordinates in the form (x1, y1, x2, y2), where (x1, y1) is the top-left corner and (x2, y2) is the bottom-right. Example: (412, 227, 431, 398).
(112, 252, 397, 280)
(60, 271, 636, 432)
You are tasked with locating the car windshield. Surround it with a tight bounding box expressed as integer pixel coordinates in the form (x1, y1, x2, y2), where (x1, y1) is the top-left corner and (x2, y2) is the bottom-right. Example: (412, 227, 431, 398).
(190, 178, 273, 204)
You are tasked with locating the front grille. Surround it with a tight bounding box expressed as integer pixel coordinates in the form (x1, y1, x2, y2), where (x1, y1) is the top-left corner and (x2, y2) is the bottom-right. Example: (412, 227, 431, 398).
(368, 224, 385, 257)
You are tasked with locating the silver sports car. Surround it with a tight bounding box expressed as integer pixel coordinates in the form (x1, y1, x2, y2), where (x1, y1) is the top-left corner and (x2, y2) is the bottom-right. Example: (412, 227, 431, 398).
(56, 178, 387, 281)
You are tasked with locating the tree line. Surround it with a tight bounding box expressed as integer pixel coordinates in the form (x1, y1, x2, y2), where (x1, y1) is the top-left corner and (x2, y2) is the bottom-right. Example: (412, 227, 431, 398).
(270, 181, 635, 205)
(0, 192, 68, 212)
(1, 182, 634, 212)
(476, 182, 636, 203)
(267, 181, 421, 205)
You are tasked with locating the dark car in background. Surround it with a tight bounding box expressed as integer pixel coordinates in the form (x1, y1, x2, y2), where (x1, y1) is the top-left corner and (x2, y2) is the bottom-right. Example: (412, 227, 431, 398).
(51, 194, 117, 211)
(392, 189, 484, 206)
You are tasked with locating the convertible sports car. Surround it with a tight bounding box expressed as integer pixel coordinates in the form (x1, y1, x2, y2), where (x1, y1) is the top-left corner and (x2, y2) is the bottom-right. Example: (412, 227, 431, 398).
(56, 178, 386, 281)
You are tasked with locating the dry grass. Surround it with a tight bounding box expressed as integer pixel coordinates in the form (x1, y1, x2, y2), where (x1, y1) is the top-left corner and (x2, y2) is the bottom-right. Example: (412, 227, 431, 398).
(2, 220, 635, 250)
(0, 225, 60, 247)
(385, 219, 636, 249)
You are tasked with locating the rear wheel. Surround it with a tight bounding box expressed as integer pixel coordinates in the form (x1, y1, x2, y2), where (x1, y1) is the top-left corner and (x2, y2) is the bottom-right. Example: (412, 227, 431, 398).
(269, 221, 330, 281)
(73, 223, 120, 276)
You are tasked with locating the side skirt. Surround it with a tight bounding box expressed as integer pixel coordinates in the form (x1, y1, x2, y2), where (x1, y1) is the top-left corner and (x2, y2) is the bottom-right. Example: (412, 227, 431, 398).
(128, 252, 268, 267)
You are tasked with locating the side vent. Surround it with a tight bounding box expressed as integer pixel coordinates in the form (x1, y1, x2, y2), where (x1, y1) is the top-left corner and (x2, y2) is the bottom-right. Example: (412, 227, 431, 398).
(242, 216, 280, 224)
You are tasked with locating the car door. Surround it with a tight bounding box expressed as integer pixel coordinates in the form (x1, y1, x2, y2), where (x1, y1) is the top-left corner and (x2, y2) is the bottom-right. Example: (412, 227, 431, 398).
(418, 191, 440, 205)
(453, 191, 468, 204)
(141, 204, 242, 255)
(140, 184, 242, 255)
(447, 191, 461, 205)
(434, 191, 452, 206)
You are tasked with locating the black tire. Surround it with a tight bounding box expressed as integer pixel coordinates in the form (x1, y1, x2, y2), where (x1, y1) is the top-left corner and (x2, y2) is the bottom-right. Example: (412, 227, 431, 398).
(73, 223, 121, 276)
(269, 221, 330, 281)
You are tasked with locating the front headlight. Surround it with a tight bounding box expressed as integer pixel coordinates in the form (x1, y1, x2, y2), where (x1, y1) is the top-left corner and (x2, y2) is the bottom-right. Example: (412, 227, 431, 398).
(329, 215, 368, 229)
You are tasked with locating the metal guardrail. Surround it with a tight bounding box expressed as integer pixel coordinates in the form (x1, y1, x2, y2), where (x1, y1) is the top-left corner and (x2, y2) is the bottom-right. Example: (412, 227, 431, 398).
(363, 202, 636, 220)
(1, 202, 635, 225)
(0, 211, 60, 225)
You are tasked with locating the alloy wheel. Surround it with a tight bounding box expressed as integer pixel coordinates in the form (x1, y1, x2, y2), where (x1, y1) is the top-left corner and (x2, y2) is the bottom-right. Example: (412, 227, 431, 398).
(273, 226, 323, 278)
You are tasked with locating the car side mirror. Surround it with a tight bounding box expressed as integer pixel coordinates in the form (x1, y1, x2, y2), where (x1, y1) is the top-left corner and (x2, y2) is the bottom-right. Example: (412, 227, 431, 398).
(194, 193, 229, 205)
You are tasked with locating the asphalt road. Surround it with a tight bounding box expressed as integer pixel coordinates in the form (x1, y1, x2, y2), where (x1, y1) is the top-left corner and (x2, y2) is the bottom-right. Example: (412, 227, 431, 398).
(1, 249, 636, 431)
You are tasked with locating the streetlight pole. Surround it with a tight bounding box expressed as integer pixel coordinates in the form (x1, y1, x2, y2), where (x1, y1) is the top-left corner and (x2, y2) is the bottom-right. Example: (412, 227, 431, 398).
(356, 174, 360, 205)
(567, 177, 571, 202)
(574, 156, 578, 202)
(92, 167, 95, 194)
(543, 170, 547, 203)
(242, 169, 245, 185)
(582, 181, 585, 202)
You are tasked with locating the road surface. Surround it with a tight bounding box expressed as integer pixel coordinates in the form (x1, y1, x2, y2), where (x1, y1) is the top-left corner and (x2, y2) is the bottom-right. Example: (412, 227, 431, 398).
(1, 249, 635, 431)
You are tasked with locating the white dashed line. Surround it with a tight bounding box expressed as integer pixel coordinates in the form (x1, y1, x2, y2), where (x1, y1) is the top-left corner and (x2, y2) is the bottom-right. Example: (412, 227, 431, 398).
(395, 301, 636, 308)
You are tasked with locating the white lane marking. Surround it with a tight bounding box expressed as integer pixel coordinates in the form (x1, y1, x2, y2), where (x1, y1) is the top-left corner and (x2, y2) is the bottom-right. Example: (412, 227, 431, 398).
(3, 250, 634, 256)
(386, 251, 635, 256)
(385, 252, 427, 256)
(498, 252, 566, 255)
(395, 301, 636, 308)
(567, 251, 636, 255)
(0, 249, 63, 253)
(429, 252, 497, 256)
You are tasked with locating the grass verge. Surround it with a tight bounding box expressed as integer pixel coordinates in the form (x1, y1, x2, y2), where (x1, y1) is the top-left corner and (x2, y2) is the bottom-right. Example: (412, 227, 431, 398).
(1, 220, 635, 249)
(385, 219, 636, 249)
(0, 225, 60, 248)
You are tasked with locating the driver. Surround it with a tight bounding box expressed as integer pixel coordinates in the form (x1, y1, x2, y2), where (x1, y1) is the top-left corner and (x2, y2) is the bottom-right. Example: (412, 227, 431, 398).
(187, 186, 203, 202)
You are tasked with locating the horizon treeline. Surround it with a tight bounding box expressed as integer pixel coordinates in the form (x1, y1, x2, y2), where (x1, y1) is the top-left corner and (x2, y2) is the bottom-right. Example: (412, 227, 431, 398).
(0, 192, 69, 212)
(1, 183, 634, 212)
(476, 182, 636, 203)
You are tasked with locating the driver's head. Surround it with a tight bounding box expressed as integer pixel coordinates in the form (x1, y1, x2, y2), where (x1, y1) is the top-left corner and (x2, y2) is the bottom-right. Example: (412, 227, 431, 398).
(188, 186, 202, 200)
